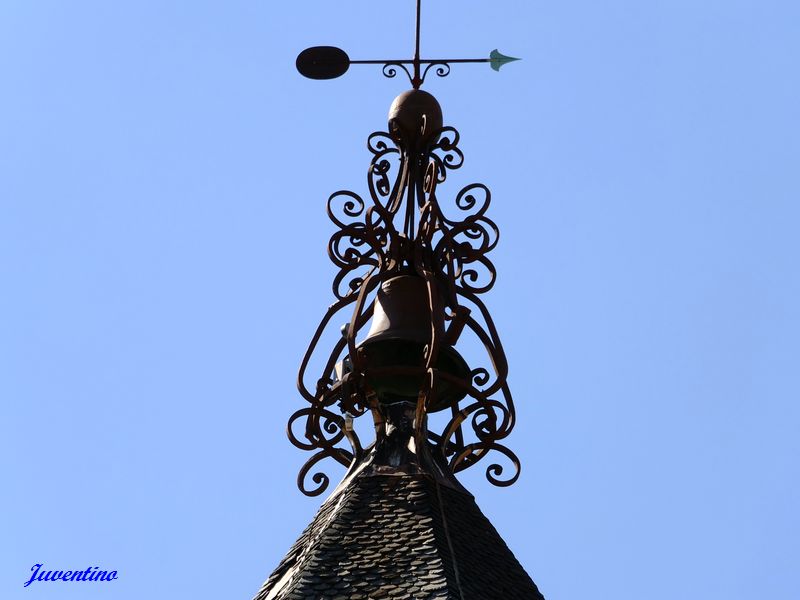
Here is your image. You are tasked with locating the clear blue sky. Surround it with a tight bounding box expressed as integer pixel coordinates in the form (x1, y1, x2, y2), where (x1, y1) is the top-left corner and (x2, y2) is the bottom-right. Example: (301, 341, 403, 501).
(2, 1, 798, 599)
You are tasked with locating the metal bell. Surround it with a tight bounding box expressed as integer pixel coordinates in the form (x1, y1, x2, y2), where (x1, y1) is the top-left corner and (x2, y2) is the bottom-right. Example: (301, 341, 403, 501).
(357, 274, 471, 412)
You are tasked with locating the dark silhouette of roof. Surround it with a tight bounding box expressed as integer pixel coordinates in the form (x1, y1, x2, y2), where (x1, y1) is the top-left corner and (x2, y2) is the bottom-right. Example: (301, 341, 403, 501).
(253, 438, 545, 599)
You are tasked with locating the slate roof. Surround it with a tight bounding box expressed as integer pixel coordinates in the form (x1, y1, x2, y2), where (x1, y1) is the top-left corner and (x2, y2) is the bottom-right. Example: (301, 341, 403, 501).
(253, 460, 545, 599)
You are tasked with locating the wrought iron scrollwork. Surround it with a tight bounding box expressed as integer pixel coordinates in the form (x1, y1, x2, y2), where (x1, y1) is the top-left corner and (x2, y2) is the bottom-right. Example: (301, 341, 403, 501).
(420, 62, 451, 84)
(291, 113, 520, 497)
(381, 61, 451, 87)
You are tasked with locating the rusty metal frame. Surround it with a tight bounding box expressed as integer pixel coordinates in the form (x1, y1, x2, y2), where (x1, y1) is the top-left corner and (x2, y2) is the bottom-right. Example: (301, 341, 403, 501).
(288, 122, 520, 497)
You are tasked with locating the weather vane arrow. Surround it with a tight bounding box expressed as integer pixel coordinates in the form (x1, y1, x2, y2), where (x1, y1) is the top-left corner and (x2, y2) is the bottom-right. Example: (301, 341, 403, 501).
(295, 1, 520, 89)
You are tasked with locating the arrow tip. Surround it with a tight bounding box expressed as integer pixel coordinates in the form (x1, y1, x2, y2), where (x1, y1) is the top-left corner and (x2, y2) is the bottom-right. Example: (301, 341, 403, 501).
(489, 49, 521, 72)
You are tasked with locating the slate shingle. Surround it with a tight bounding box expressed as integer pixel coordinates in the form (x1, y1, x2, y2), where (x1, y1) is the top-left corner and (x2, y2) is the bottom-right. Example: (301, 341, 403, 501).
(253, 468, 545, 600)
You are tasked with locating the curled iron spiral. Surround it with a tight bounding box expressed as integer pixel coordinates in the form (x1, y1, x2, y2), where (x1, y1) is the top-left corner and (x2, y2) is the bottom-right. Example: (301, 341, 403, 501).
(381, 61, 452, 87)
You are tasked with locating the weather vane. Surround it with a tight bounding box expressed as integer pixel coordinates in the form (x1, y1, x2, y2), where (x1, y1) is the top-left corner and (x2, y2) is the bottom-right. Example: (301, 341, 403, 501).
(289, 0, 522, 498)
(296, 0, 519, 88)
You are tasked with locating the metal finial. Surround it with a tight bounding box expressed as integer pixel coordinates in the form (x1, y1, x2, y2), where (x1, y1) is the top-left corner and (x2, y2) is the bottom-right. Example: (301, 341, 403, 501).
(290, 100, 520, 496)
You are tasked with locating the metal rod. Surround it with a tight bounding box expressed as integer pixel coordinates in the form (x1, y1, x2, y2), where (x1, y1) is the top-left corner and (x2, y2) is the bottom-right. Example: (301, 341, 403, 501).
(415, 0, 422, 61)
(413, 0, 422, 88)
(349, 58, 492, 65)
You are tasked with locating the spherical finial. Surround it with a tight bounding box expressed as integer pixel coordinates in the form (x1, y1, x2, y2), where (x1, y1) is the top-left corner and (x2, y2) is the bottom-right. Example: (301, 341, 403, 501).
(388, 90, 443, 147)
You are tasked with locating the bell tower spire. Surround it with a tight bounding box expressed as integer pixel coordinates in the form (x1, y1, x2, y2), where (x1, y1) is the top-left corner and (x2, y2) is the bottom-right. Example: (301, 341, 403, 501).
(252, 4, 543, 598)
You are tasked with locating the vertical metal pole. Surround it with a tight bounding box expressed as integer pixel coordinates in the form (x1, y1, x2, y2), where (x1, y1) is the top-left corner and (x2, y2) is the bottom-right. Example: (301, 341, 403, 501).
(413, 0, 422, 88)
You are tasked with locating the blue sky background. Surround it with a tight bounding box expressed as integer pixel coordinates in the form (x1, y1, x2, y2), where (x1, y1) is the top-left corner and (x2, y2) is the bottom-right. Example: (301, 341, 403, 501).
(2, 1, 799, 599)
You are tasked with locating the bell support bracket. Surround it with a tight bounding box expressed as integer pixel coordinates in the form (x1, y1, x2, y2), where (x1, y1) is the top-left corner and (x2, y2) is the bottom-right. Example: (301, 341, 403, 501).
(290, 90, 519, 497)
